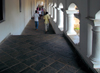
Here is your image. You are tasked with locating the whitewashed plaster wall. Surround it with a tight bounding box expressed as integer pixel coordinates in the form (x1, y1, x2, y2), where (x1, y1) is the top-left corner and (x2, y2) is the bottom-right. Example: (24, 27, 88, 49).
(0, 0, 35, 43)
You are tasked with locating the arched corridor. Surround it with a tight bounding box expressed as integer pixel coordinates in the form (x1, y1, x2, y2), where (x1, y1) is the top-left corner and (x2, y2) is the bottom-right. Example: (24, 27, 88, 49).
(21, 19, 55, 35)
(0, 0, 100, 73)
(0, 19, 93, 73)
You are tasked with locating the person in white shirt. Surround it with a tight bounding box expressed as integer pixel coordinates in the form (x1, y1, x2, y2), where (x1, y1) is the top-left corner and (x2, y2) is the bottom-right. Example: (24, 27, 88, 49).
(38, 8, 42, 15)
(38, 8, 42, 19)
(33, 10, 39, 30)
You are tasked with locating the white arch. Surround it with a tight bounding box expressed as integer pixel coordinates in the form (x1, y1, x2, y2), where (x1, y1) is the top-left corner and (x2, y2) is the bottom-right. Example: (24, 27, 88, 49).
(59, 3, 63, 8)
(68, 3, 77, 10)
(95, 10, 100, 19)
(37, 1, 41, 7)
(54, 3, 57, 7)
(37, 1, 44, 7)
(67, 3, 80, 36)
(51, 3, 53, 6)
(41, 1, 44, 5)
(49, 3, 51, 6)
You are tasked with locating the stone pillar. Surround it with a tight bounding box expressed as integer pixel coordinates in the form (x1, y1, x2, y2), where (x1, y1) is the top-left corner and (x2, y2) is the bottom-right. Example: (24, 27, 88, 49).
(51, 6, 53, 18)
(66, 10, 79, 35)
(53, 8, 57, 22)
(90, 27, 100, 64)
(55, 8, 57, 22)
(53, 7, 55, 21)
(58, 10, 63, 29)
(49, 5, 50, 14)
(90, 19, 100, 68)
(67, 13, 76, 35)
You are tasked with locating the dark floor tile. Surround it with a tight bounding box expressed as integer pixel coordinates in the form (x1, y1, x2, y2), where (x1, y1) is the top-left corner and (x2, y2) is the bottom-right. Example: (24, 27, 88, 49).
(31, 54, 45, 61)
(10, 63, 27, 72)
(25, 51, 37, 58)
(0, 55, 13, 62)
(1, 48, 14, 53)
(0, 69, 15, 73)
(41, 44, 54, 49)
(22, 58, 37, 66)
(0, 44, 9, 50)
(34, 47, 46, 53)
(40, 58, 55, 65)
(15, 47, 31, 54)
(9, 44, 20, 49)
(50, 61, 65, 70)
(31, 62, 46, 71)
(0, 63, 8, 71)
(76, 69, 87, 73)
(40, 66, 57, 73)
(68, 60, 80, 68)
(0, 52, 7, 57)
(29, 42, 37, 45)
(36, 42, 49, 47)
(49, 54, 61, 60)
(58, 57, 73, 65)
(41, 51, 54, 57)
(4, 58, 19, 67)
(20, 68, 36, 73)
(9, 51, 23, 58)
(28, 45, 38, 51)
(58, 69, 73, 73)
(16, 54, 30, 61)
(59, 65, 78, 73)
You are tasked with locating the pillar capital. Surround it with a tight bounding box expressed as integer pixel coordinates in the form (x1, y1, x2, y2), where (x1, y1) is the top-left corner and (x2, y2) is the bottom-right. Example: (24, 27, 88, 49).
(89, 19, 100, 26)
(66, 10, 79, 14)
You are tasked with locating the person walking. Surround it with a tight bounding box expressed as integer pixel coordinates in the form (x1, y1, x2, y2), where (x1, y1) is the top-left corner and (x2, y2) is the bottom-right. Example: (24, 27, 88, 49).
(43, 12, 50, 33)
(38, 8, 42, 19)
(33, 10, 39, 30)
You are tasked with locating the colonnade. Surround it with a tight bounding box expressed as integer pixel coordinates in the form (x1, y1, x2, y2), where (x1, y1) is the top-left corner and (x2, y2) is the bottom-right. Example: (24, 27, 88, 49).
(48, 2, 100, 70)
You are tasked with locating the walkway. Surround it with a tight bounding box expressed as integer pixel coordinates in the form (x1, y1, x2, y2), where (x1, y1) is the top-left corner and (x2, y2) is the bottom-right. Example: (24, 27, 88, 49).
(0, 19, 94, 73)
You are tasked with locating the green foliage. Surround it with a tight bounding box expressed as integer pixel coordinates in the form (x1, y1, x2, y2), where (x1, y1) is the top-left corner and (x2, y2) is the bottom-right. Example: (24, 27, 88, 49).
(74, 27, 80, 30)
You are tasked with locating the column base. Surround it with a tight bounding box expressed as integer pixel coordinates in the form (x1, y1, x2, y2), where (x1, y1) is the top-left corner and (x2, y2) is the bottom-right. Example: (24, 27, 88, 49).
(67, 31, 77, 35)
(90, 57, 100, 68)
(91, 61, 100, 68)
(58, 26, 63, 31)
(53, 19, 56, 22)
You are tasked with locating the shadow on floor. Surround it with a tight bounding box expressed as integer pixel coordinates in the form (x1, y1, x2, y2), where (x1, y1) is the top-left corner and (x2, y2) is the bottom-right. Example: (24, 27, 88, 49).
(0, 18, 95, 73)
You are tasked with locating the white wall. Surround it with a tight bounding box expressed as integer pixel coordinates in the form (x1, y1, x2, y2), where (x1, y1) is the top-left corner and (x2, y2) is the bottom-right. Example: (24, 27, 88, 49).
(0, 0, 35, 43)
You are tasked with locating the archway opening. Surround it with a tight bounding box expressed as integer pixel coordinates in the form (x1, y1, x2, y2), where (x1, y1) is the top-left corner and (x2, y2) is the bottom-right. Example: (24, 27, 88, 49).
(67, 3, 80, 36)
(58, 3, 64, 31)
(66, 3, 80, 44)
(74, 6, 80, 35)
(37, 1, 44, 8)
(95, 10, 100, 19)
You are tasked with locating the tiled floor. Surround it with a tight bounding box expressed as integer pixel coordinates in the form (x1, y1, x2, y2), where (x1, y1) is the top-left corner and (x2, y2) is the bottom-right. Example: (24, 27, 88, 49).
(0, 19, 94, 73)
